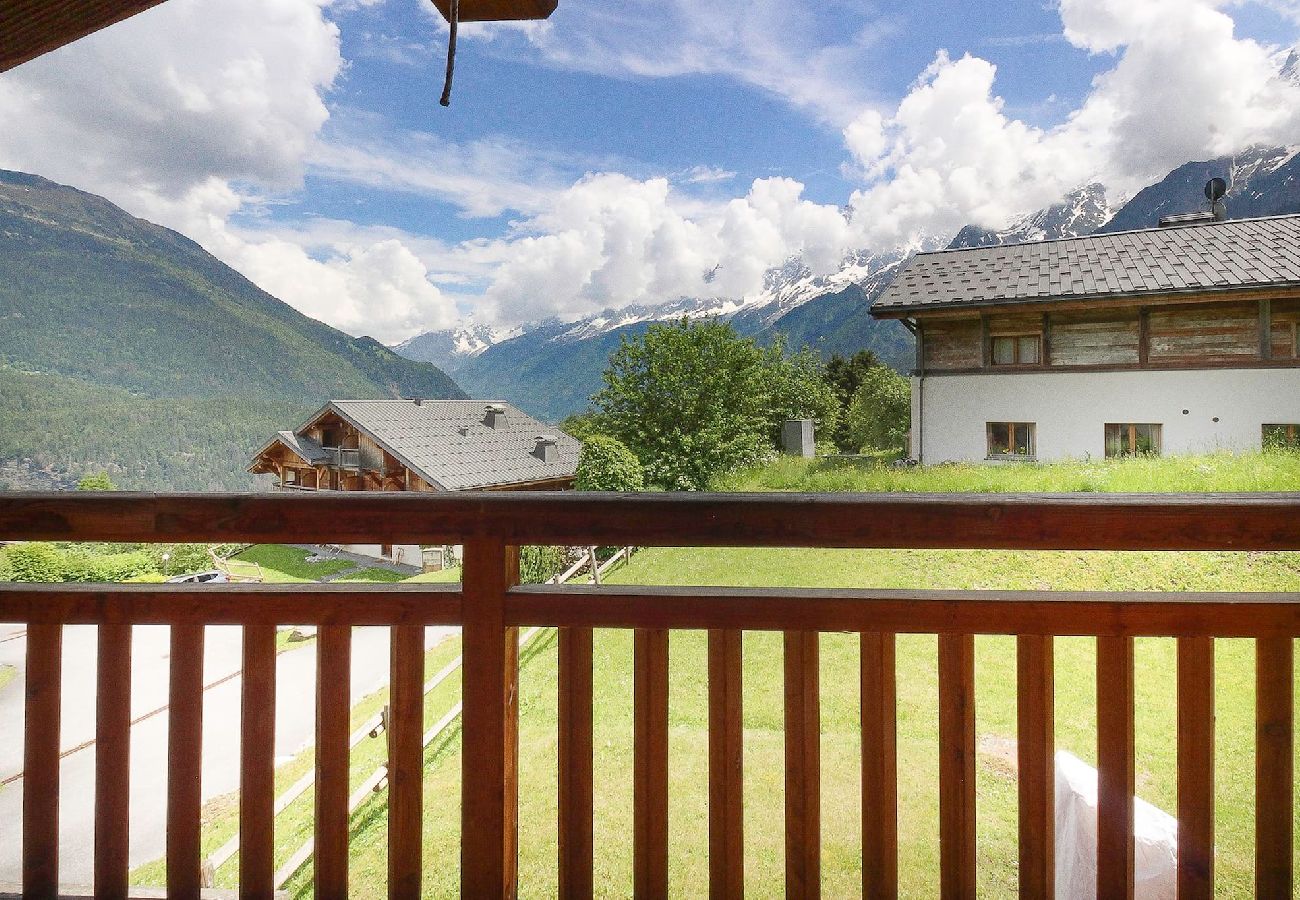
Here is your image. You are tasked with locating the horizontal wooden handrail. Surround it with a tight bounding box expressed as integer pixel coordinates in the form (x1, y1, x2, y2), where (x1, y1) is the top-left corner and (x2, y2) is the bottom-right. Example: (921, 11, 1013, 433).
(509, 584, 1300, 636)
(1, 490, 1299, 549)
(0, 583, 461, 625)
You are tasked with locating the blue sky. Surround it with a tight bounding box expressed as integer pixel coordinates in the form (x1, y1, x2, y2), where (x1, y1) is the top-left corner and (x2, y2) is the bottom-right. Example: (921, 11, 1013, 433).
(2, 0, 1299, 341)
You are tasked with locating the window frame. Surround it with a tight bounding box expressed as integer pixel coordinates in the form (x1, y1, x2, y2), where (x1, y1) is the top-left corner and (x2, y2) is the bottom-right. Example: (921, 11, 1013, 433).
(986, 421, 1037, 460)
(989, 332, 1043, 367)
(1104, 423, 1162, 458)
(1263, 424, 1300, 450)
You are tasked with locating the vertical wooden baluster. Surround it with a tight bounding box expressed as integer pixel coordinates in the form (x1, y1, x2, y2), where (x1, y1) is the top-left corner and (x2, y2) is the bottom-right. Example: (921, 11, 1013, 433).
(861, 632, 897, 900)
(95, 621, 132, 900)
(389, 623, 425, 899)
(633, 627, 669, 898)
(315, 624, 352, 899)
(938, 633, 975, 900)
(23, 622, 62, 898)
(558, 626, 594, 899)
(1016, 635, 1054, 900)
(1096, 635, 1135, 899)
(1255, 636, 1293, 897)
(461, 540, 521, 897)
(167, 622, 205, 898)
(240, 623, 277, 899)
(1177, 636, 1215, 899)
(784, 630, 820, 899)
(708, 628, 744, 899)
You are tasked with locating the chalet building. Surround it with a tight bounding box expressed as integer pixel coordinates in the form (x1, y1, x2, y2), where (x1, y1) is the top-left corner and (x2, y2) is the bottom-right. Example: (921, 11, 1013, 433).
(872, 213, 1300, 464)
(249, 399, 579, 565)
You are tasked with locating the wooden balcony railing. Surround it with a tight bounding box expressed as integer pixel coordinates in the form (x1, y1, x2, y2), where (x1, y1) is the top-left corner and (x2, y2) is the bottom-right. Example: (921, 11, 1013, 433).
(1, 490, 1298, 898)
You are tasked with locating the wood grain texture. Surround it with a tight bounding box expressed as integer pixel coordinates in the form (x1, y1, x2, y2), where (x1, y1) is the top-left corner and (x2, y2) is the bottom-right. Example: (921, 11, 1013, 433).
(460, 541, 521, 897)
(938, 634, 976, 900)
(240, 623, 277, 899)
(1016, 636, 1054, 900)
(314, 624, 352, 899)
(861, 632, 898, 900)
(0, 582, 460, 625)
(784, 631, 820, 899)
(429, 0, 558, 21)
(23, 622, 62, 898)
(507, 585, 1300, 637)
(633, 628, 669, 898)
(0, 0, 169, 72)
(558, 627, 594, 899)
(3, 491, 1299, 551)
(167, 623, 205, 898)
(388, 624, 426, 900)
(708, 629, 744, 900)
(1176, 637, 1215, 900)
(1096, 636, 1135, 899)
(94, 621, 132, 900)
(1255, 637, 1294, 898)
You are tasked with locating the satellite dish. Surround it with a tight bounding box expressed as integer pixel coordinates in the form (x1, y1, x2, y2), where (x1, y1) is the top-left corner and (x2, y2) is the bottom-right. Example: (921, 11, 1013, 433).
(1204, 177, 1227, 202)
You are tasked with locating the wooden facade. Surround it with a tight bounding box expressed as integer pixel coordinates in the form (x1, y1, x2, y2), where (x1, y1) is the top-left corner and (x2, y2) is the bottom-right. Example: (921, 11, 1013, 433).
(912, 292, 1300, 377)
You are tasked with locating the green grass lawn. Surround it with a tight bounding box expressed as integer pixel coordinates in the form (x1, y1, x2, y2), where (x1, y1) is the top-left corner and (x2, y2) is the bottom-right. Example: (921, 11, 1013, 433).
(721, 449, 1300, 493)
(232, 544, 406, 584)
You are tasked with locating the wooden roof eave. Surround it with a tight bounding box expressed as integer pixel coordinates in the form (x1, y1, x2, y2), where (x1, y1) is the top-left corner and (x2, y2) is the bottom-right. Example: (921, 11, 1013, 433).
(872, 282, 1300, 320)
(1, 0, 170, 73)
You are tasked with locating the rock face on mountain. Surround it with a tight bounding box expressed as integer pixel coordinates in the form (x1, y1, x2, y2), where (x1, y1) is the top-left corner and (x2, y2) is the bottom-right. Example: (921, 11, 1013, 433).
(0, 169, 464, 489)
(947, 183, 1112, 249)
(1097, 145, 1299, 233)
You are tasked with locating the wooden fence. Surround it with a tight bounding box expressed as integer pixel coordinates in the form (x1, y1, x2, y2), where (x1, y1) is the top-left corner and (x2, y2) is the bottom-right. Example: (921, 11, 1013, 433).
(1, 490, 1298, 898)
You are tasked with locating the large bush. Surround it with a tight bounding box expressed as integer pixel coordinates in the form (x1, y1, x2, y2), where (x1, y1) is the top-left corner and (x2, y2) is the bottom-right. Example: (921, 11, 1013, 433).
(519, 545, 566, 584)
(0, 541, 155, 582)
(575, 435, 645, 492)
(843, 365, 910, 454)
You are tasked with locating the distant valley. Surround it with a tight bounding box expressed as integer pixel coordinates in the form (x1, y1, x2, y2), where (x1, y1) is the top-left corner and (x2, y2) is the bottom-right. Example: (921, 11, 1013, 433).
(0, 170, 463, 490)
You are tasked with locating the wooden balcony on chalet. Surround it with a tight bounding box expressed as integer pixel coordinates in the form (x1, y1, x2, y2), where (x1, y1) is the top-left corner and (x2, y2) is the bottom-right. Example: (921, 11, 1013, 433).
(1, 490, 1298, 898)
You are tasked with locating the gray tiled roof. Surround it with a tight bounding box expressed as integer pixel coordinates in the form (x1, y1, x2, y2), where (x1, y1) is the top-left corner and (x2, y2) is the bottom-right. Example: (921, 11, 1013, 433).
(264, 430, 329, 464)
(327, 400, 579, 490)
(874, 214, 1300, 314)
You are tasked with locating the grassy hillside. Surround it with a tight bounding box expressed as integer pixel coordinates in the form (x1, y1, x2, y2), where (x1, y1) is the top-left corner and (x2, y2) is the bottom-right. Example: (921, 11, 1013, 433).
(0, 169, 465, 488)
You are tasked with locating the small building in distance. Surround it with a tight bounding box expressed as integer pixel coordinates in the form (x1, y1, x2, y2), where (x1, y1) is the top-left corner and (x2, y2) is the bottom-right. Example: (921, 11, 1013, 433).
(871, 213, 1300, 464)
(249, 399, 580, 566)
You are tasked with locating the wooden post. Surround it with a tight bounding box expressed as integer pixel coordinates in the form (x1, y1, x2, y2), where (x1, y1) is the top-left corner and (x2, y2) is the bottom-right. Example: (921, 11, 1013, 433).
(95, 621, 133, 900)
(861, 632, 898, 899)
(1097, 636, 1135, 898)
(1176, 636, 1215, 899)
(167, 623, 205, 898)
(1016, 636, 1054, 900)
(938, 634, 976, 899)
(1256, 637, 1293, 897)
(461, 540, 521, 897)
(784, 631, 820, 899)
(709, 629, 744, 899)
(315, 624, 352, 898)
(633, 628, 669, 897)
(558, 625, 594, 898)
(241, 623, 278, 897)
(23, 622, 62, 898)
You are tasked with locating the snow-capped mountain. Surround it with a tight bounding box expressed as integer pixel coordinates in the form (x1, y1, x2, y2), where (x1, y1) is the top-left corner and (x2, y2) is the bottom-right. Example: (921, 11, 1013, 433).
(947, 183, 1112, 249)
(393, 322, 521, 374)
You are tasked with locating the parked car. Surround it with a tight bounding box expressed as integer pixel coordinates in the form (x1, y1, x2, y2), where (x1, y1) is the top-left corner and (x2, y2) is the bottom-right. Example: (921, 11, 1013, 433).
(164, 571, 229, 584)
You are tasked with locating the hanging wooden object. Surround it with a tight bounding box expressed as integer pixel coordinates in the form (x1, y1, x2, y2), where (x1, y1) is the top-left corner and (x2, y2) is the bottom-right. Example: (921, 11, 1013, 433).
(430, 0, 558, 106)
(430, 1, 558, 22)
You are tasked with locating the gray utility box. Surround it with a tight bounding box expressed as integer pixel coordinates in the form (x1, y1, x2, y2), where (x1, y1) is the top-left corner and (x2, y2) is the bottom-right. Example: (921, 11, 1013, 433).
(781, 419, 815, 458)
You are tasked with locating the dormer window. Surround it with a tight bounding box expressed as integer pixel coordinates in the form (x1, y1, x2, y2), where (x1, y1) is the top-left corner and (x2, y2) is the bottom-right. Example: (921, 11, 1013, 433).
(991, 333, 1041, 366)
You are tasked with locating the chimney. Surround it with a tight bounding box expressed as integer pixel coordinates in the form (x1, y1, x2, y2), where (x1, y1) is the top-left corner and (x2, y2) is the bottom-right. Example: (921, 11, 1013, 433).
(413, 398, 423, 406)
(533, 434, 558, 463)
(484, 403, 507, 429)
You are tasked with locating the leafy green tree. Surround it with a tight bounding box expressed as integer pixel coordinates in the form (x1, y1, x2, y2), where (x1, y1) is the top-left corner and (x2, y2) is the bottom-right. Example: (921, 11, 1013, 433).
(593, 319, 777, 490)
(559, 412, 605, 443)
(575, 435, 645, 492)
(824, 350, 884, 451)
(843, 365, 911, 455)
(77, 471, 116, 491)
(519, 546, 566, 584)
(764, 344, 839, 452)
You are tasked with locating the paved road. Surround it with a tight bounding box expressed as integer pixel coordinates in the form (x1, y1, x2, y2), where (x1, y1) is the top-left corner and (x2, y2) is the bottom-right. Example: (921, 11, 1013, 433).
(0, 622, 456, 884)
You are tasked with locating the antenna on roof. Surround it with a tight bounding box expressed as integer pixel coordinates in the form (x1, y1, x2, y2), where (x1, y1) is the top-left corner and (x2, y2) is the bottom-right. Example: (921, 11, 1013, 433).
(1204, 177, 1228, 221)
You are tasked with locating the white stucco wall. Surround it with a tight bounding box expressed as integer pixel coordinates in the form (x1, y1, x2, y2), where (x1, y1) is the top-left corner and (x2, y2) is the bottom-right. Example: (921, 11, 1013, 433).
(914, 368, 1300, 463)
